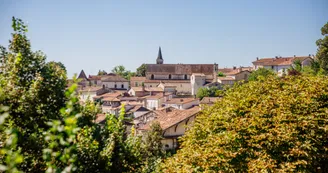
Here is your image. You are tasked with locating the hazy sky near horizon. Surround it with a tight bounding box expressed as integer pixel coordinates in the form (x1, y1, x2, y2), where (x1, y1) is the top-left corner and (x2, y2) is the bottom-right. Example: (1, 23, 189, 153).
(0, 0, 327, 77)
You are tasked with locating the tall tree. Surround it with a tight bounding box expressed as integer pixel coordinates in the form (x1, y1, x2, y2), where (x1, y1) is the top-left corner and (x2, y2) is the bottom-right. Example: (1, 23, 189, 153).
(112, 65, 135, 80)
(136, 64, 146, 77)
(97, 69, 107, 75)
(0, 17, 67, 171)
(316, 22, 328, 74)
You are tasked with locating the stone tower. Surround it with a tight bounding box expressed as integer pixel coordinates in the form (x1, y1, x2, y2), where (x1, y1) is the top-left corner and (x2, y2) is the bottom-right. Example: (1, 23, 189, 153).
(156, 47, 164, 64)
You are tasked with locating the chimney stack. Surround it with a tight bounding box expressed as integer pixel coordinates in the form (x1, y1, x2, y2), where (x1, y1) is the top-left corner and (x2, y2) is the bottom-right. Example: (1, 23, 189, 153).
(256, 57, 259, 60)
(233, 66, 236, 70)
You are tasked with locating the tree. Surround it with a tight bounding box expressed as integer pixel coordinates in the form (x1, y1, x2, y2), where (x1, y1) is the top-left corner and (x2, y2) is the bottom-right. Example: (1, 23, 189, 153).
(248, 68, 275, 81)
(112, 65, 135, 80)
(161, 75, 328, 172)
(217, 71, 225, 77)
(0, 17, 67, 171)
(315, 22, 328, 74)
(136, 64, 146, 77)
(196, 87, 221, 100)
(141, 122, 165, 173)
(97, 70, 107, 75)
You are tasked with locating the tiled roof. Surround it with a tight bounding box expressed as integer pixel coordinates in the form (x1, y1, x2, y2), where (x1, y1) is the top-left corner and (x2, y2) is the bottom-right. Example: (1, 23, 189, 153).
(217, 77, 235, 81)
(95, 114, 106, 124)
(200, 97, 221, 104)
(141, 106, 200, 130)
(102, 75, 128, 82)
(79, 86, 103, 92)
(130, 77, 146, 81)
(146, 64, 216, 75)
(144, 79, 190, 83)
(252, 56, 312, 66)
(165, 98, 199, 105)
(192, 73, 206, 76)
(93, 92, 123, 100)
(130, 87, 164, 92)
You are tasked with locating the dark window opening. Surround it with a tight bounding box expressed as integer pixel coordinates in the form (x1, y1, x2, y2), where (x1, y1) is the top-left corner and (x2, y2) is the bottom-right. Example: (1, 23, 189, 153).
(121, 84, 124, 88)
(184, 74, 187, 80)
(151, 74, 154, 79)
(114, 84, 117, 88)
(169, 74, 172, 79)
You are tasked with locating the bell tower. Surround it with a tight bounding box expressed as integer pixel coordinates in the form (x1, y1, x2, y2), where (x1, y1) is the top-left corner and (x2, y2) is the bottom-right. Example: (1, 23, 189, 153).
(156, 46, 164, 64)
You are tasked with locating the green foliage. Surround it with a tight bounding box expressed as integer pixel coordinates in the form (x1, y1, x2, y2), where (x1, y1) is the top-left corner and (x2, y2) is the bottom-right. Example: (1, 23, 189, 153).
(112, 65, 135, 80)
(97, 69, 107, 75)
(136, 64, 146, 77)
(43, 83, 80, 173)
(196, 87, 221, 100)
(141, 122, 165, 173)
(316, 22, 328, 74)
(161, 75, 328, 172)
(217, 71, 225, 77)
(0, 17, 67, 172)
(248, 67, 276, 81)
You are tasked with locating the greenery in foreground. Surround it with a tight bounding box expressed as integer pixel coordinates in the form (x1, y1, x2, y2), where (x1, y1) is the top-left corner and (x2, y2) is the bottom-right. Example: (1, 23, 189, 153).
(162, 75, 328, 172)
(0, 17, 164, 173)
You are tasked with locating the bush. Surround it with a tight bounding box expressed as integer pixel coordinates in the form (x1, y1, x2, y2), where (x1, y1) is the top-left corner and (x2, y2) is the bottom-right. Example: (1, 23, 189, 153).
(161, 75, 328, 172)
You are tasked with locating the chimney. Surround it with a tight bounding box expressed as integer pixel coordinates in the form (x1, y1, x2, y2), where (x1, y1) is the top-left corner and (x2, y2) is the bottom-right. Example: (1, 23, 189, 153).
(275, 56, 278, 59)
(256, 57, 259, 60)
(309, 54, 311, 57)
(294, 55, 296, 58)
(233, 66, 236, 70)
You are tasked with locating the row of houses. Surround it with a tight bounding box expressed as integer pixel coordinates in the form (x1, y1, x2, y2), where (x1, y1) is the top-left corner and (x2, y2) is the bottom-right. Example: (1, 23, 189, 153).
(73, 47, 314, 150)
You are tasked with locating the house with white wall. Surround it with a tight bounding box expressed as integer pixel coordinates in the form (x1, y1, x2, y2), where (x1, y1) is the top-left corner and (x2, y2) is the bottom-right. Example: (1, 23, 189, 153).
(252, 55, 313, 76)
(138, 106, 200, 150)
(163, 98, 199, 110)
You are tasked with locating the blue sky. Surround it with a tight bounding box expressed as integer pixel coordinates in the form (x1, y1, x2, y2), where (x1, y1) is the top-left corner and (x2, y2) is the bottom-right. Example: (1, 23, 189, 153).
(0, 0, 327, 77)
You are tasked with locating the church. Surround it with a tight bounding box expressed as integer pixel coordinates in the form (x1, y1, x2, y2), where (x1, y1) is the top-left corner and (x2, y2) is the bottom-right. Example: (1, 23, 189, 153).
(141, 47, 219, 95)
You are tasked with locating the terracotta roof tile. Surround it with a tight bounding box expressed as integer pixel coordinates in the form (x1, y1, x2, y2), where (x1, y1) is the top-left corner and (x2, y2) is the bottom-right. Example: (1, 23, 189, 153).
(146, 64, 216, 75)
(165, 98, 199, 104)
(141, 106, 200, 130)
(252, 56, 312, 66)
(144, 79, 190, 83)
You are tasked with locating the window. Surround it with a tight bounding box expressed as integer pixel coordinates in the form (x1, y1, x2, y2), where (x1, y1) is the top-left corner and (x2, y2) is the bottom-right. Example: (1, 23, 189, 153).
(150, 85, 152, 87)
(184, 74, 187, 80)
(121, 84, 124, 88)
(169, 74, 172, 79)
(271, 66, 274, 70)
(151, 74, 154, 79)
(114, 84, 117, 88)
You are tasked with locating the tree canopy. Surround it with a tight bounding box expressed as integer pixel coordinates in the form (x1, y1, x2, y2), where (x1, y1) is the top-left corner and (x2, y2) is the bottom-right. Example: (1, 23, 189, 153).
(136, 64, 146, 77)
(161, 75, 328, 172)
(316, 22, 328, 74)
(248, 67, 276, 81)
(111, 65, 135, 80)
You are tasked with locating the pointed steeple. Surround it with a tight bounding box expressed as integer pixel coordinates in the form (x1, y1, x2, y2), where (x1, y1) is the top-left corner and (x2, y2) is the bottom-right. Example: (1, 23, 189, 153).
(156, 46, 163, 64)
(78, 69, 87, 79)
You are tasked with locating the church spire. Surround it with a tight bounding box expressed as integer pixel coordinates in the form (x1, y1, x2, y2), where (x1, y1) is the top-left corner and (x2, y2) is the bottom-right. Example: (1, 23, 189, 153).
(156, 46, 163, 64)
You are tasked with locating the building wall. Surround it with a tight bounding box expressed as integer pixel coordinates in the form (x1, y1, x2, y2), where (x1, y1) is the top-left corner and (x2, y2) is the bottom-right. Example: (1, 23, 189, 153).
(146, 99, 159, 110)
(191, 75, 206, 96)
(162, 115, 196, 149)
(146, 74, 190, 80)
(165, 100, 199, 110)
(102, 81, 129, 90)
(233, 71, 251, 81)
(145, 82, 191, 95)
(79, 91, 97, 102)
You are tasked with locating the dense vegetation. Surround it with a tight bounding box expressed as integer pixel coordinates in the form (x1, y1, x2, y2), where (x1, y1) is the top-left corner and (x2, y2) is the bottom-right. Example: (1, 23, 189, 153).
(0, 17, 164, 173)
(161, 75, 328, 172)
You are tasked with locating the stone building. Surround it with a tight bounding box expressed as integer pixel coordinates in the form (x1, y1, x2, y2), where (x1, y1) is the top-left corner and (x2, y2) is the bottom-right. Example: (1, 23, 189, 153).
(144, 47, 218, 95)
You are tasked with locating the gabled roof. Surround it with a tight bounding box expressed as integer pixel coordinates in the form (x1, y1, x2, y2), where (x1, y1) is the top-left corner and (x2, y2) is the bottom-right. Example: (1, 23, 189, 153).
(140, 106, 200, 130)
(200, 97, 221, 104)
(252, 56, 312, 66)
(101, 75, 128, 82)
(164, 98, 199, 105)
(78, 70, 87, 79)
(130, 77, 146, 81)
(130, 87, 164, 92)
(146, 64, 216, 75)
